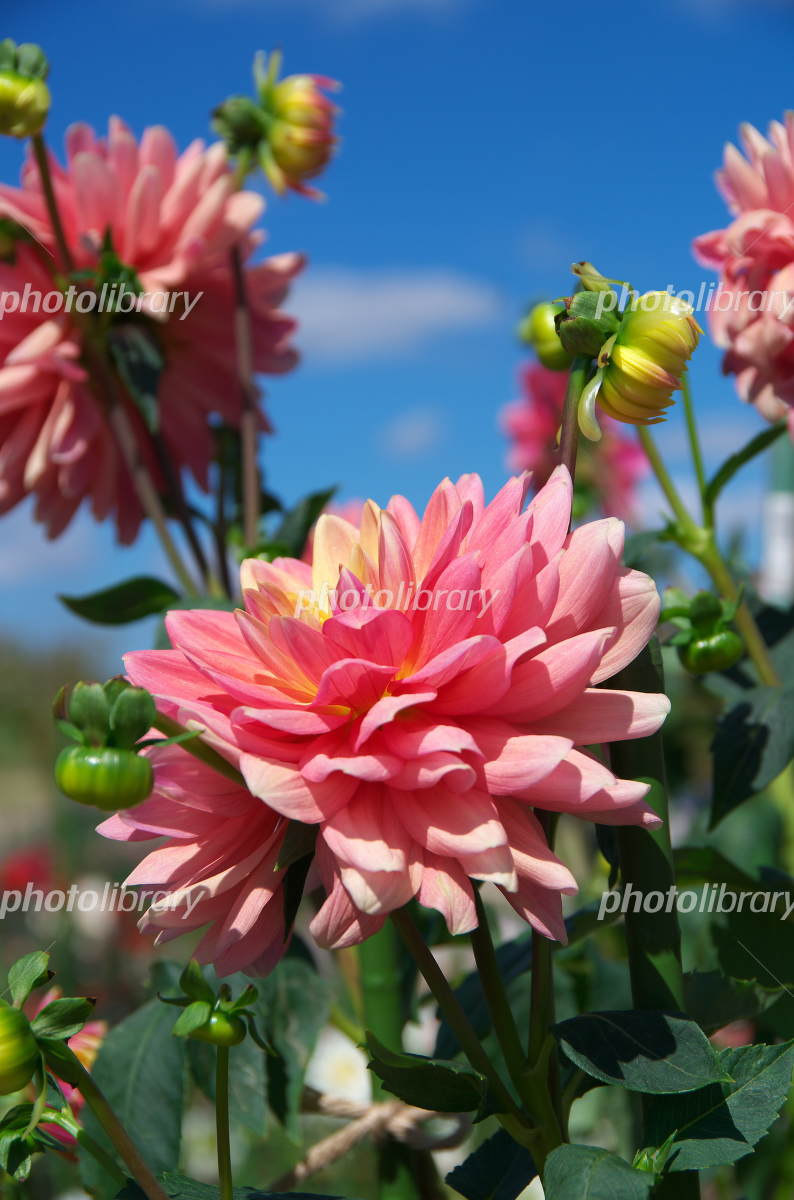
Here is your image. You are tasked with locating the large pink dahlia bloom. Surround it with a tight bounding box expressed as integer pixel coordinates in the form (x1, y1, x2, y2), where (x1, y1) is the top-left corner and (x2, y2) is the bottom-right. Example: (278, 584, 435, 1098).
(0, 118, 303, 541)
(112, 470, 667, 971)
(693, 114, 794, 430)
(501, 365, 648, 523)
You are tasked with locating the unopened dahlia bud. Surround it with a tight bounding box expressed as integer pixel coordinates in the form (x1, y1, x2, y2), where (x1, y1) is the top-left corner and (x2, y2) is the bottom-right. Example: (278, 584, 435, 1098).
(579, 291, 701, 437)
(0, 40, 50, 138)
(518, 301, 573, 371)
(0, 1003, 39, 1095)
(257, 51, 338, 196)
(214, 51, 339, 198)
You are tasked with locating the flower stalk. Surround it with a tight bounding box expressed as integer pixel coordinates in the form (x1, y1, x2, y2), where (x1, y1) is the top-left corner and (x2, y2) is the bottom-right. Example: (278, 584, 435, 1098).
(357, 926, 421, 1200)
(215, 1045, 233, 1200)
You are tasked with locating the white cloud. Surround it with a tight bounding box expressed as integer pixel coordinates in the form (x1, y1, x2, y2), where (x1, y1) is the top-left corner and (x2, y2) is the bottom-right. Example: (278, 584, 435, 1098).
(293, 267, 502, 364)
(377, 406, 444, 459)
(0, 505, 96, 584)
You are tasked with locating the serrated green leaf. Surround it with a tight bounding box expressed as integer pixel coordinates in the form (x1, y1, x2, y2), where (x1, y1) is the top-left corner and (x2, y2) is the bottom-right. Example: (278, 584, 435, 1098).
(8, 951, 51, 1008)
(543, 1146, 654, 1199)
(366, 1032, 487, 1113)
(553, 1011, 725, 1094)
(647, 1041, 794, 1171)
(60, 576, 181, 626)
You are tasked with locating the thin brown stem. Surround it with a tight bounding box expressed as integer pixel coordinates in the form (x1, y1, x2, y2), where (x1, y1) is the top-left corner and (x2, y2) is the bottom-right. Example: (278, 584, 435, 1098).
(230, 246, 260, 549)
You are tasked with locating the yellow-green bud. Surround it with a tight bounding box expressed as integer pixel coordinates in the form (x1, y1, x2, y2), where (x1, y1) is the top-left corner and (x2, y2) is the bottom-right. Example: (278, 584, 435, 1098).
(0, 41, 50, 138)
(579, 290, 701, 437)
(0, 1002, 39, 1095)
(519, 301, 573, 371)
(0, 72, 50, 138)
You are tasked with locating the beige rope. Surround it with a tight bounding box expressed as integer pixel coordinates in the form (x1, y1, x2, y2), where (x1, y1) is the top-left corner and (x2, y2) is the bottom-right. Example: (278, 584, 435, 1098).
(269, 1087, 471, 1190)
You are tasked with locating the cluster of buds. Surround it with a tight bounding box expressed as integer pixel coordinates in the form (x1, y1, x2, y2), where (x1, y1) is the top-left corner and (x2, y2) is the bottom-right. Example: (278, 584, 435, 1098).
(161, 960, 270, 1049)
(553, 263, 701, 439)
(53, 679, 157, 811)
(213, 50, 339, 197)
(662, 589, 744, 675)
(0, 40, 50, 138)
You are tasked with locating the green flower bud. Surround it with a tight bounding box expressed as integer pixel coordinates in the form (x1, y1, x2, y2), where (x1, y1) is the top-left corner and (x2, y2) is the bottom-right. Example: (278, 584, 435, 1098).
(0, 1003, 39, 1095)
(189, 1011, 247, 1048)
(54, 745, 153, 811)
(556, 290, 621, 358)
(0, 41, 50, 139)
(518, 301, 573, 371)
(678, 630, 744, 675)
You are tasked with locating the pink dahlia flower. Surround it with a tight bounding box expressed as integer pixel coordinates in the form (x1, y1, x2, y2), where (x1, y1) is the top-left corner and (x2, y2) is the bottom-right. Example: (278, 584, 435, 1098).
(501, 364, 648, 523)
(98, 742, 289, 977)
(113, 470, 667, 969)
(28, 986, 106, 1153)
(693, 114, 794, 430)
(0, 118, 303, 541)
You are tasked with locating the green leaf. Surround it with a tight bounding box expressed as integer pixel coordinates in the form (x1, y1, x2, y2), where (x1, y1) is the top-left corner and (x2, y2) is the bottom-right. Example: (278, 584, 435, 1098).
(704, 421, 787, 510)
(713, 907, 794, 989)
(543, 1146, 654, 1199)
(115, 1174, 347, 1199)
(553, 1011, 726, 1094)
(710, 684, 794, 827)
(257, 959, 332, 1135)
(273, 487, 336, 559)
(7, 951, 51, 1008)
(444, 1129, 536, 1199)
(30, 996, 95, 1040)
(683, 970, 770, 1035)
(79, 999, 185, 1200)
(647, 1041, 794, 1171)
(366, 1032, 487, 1113)
(60, 576, 181, 626)
(172, 1001, 213, 1038)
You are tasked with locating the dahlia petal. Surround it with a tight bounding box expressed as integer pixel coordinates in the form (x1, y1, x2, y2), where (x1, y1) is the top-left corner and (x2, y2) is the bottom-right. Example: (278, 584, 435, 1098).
(485, 627, 615, 720)
(396, 786, 508, 857)
(240, 754, 354, 822)
(418, 853, 477, 935)
(589, 570, 661, 685)
(531, 688, 671, 744)
(546, 519, 624, 642)
(464, 717, 573, 794)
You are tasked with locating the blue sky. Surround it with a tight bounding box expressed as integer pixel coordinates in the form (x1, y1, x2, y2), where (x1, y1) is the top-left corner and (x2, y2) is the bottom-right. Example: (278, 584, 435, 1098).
(1, 0, 793, 669)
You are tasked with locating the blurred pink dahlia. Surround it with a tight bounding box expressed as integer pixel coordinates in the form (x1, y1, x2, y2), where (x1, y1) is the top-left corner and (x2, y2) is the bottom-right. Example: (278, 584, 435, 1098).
(114, 470, 667, 969)
(693, 114, 794, 430)
(501, 364, 648, 523)
(0, 118, 303, 541)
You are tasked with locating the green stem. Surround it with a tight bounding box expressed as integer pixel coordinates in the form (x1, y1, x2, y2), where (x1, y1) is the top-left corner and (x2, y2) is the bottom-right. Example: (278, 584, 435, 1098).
(469, 894, 563, 1171)
(611, 643, 700, 1200)
(681, 377, 708, 522)
(216, 1046, 233, 1200)
(152, 714, 247, 787)
(31, 134, 74, 272)
(68, 1059, 169, 1200)
(699, 541, 781, 687)
(638, 425, 780, 688)
(230, 246, 261, 550)
(469, 892, 526, 1082)
(43, 1110, 125, 1185)
(357, 926, 421, 1200)
(390, 910, 526, 1128)
(559, 357, 590, 478)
